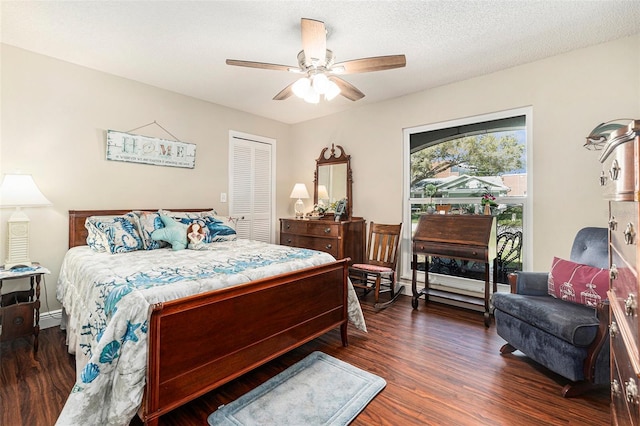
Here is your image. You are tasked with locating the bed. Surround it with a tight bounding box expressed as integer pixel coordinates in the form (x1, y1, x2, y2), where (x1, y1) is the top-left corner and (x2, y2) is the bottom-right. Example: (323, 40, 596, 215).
(56, 209, 366, 426)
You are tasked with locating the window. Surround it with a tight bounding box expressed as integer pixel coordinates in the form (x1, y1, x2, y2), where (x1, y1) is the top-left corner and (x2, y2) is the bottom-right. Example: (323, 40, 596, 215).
(402, 108, 532, 291)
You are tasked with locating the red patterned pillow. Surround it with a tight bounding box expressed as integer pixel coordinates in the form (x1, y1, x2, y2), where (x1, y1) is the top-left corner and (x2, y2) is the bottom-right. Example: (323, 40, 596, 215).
(547, 257, 609, 308)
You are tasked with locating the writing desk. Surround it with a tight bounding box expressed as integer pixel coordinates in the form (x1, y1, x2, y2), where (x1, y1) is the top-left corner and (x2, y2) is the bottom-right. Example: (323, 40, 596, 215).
(411, 214, 497, 327)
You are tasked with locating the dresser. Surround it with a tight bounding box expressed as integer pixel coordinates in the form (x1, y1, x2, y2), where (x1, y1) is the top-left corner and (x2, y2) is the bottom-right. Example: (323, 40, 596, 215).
(280, 217, 365, 264)
(600, 120, 640, 425)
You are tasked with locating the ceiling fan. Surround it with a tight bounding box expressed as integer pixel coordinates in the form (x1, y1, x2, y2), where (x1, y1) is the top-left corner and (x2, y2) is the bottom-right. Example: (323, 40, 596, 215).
(226, 18, 406, 103)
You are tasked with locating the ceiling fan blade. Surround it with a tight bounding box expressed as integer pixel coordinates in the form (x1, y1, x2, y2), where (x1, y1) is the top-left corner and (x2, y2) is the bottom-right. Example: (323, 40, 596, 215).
(330, 76, 365, 101)
(301, 18, 327, 67)
(333, 54, 406, 74)
(226, 59, 292, 72)
(273, 82, 295, 101)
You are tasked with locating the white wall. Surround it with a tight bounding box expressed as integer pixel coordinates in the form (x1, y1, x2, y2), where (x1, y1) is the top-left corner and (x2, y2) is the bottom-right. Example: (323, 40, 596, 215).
(0, 44, 291, 317)
(288, 34, 640, 272)
(2, 34, 639, 321)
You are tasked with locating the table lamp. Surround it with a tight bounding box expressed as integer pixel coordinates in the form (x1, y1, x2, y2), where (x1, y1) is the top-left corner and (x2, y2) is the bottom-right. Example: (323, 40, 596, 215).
(0, 174, 52, 269)
(317, 185, 329, 208)
(289, 183, 309, 218)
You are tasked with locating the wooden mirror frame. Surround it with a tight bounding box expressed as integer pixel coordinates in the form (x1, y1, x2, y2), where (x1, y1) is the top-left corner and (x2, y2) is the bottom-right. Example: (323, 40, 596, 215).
(314, 144, 353, 218)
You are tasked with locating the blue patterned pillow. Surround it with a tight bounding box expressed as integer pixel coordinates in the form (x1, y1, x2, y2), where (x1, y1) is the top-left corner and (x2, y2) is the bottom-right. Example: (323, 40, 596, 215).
(201, 215, 237, 242)
(161, 213, 237, 243)
(85, 219, 109, 252)
(158, 209, 217, 220)
(158, 210, 224, 244)
(85, 215, 143, 254)
(130, 211, 167, 250)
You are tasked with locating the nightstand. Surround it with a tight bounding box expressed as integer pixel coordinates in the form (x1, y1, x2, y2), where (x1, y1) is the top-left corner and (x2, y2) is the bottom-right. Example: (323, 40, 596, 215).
(0, 264, 49, 353)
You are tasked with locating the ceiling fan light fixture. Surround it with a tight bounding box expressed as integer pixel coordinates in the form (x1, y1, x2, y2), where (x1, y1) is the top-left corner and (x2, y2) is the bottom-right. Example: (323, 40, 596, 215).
(312, 73, 330, 94)
(325, 80, 341, 101)
(304, 87, 320, 104)
(292, 77, 311, 98)
(226, 18, 406, 103)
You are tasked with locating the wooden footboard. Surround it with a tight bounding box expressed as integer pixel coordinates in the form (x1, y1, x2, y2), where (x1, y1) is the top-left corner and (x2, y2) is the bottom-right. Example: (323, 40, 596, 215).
(140, 259, 349, 426)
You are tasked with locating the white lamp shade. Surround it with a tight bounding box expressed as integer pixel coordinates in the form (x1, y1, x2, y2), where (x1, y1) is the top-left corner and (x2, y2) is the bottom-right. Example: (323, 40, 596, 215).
(303, 87, 320, 104)
(289, 183, 310, 199)
(0, 174, 52, 208)
(292, 77, 311, 98)
(317, 185, 329, 200)
(312, 73, 330, 94)
(325, 80, 341, 101)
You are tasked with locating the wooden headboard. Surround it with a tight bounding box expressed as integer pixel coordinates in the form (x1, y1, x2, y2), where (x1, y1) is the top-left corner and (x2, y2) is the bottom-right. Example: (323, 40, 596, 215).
(68, 209, 214, 248)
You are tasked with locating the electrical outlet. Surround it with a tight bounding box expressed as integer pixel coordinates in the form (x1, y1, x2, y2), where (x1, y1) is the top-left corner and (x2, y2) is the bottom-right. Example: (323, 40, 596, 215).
(220, 193, 227, 203)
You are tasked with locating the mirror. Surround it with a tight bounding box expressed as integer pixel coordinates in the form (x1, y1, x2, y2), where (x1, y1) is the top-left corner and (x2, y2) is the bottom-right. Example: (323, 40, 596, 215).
(314, 144, 352, 218)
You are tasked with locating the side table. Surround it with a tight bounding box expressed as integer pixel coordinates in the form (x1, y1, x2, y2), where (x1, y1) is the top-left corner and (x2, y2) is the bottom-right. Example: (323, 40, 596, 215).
(0, 264, 50, 353)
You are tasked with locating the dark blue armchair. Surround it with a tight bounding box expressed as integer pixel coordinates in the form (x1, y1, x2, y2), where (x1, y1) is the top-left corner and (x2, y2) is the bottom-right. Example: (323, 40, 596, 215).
(491, 227, 610, 397)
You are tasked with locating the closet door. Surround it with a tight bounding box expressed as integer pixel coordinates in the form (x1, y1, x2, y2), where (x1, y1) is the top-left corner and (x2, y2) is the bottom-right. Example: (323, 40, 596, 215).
(229, 131, 275, 243)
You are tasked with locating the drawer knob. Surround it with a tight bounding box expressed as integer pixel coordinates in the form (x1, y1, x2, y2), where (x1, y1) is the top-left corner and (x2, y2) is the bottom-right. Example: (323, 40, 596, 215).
(610, 320, 619, 338)
(287, 238, 292, 243)
(626, 378, 638, 404)
(286, 224, 290, 229)
(610, 159, 621, 181)
(600, 170, 607, 186)
(325, 244, 332, 249)
(624, 223, 636, 245)
(610, 264, 618, 280)
(612, 379, 622, 397)
(324, 227, 331, 234)
(609, 216, 617, 231)
(625, 293, 637, 316)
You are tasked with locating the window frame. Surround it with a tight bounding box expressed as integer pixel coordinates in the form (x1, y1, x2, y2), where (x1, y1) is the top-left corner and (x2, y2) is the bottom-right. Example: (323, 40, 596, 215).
(401, 107, 534, 286)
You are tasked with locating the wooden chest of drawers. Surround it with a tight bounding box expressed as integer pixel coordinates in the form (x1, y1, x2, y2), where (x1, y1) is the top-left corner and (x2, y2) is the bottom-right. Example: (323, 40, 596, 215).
(279, 217, 365, 264)
(606, 120, 640, 426)
(609, 201, 640, 425)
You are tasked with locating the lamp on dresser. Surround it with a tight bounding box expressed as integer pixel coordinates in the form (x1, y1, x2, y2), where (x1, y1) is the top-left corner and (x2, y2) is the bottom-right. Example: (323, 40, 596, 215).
(289, 183, 310, 218)
(317, 184, 329, 208)
(0, 173, 52, 269)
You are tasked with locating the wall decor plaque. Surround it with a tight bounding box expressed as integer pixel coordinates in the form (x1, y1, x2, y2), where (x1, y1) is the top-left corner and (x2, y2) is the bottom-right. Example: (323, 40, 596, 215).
(106, 130, 196, 169)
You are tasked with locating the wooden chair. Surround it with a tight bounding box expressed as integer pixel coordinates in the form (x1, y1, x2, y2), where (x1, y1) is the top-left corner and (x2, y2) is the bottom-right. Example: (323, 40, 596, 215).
(349, 222, 403, 309)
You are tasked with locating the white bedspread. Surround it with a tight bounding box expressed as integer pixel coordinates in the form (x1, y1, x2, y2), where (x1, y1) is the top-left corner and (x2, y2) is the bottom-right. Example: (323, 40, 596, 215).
(55, 240, 366, 425)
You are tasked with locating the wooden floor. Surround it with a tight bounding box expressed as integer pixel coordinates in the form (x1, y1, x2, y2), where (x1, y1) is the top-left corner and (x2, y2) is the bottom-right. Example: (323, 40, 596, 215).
(1, 294, 610, 425)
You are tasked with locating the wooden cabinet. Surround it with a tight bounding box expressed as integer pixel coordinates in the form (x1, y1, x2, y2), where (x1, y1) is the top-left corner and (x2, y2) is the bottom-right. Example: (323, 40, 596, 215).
(280, 217, 365, 264)
(0, 266, 47, 353)
(608, 202, 640, 425)
(602, 120, 640, 425)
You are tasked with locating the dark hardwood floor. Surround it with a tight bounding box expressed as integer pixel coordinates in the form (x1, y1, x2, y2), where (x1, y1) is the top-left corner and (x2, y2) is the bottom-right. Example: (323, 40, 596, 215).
(1, 294, 610, 425)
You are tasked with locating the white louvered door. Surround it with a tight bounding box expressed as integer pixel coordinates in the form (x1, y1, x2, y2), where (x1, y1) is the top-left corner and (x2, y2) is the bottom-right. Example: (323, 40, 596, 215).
(229, 131, 275, 243)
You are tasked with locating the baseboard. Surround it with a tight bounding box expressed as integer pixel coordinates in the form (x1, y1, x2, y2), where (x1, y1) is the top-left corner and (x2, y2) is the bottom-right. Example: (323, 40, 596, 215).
(40, 309, 63, 329)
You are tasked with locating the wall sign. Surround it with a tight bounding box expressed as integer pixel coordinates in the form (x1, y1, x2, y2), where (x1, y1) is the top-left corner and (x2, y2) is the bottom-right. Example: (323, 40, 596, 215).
(106, 130, 196, 169)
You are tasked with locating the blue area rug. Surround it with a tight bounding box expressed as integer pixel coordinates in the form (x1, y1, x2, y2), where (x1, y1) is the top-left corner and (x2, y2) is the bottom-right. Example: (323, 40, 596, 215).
(207, 351, 386, 425)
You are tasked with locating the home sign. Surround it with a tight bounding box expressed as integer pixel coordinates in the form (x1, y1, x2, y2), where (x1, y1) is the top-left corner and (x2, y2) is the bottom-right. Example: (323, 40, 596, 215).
(106, 130, 196, 169)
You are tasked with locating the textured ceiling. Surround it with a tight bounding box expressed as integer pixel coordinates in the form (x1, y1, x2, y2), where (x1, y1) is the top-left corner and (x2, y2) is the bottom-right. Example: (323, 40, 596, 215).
(2, 1, 639, 124)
